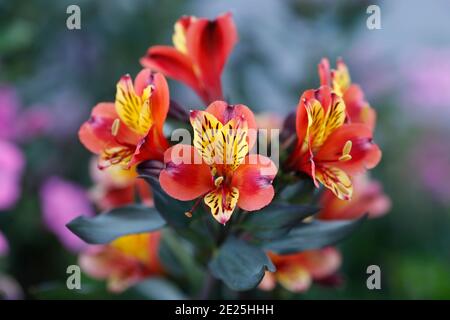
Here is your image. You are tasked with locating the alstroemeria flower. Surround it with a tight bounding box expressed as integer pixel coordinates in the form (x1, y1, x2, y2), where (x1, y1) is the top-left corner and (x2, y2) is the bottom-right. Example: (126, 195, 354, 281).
(288, 86, 381, 200)
(79, 232, 163, 293)
(140, 13, 238, 104)
(159, 101, 277, 225)
(259, 248, 341, 293)
(79, 69, 169, 169)
(319, 174, 391, 220)
(89, 158, 153, 211)
(318, 58, 376, 131)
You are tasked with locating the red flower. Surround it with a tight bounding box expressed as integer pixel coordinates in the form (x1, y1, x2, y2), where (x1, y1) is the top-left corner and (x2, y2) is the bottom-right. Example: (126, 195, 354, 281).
(79, 232, 163, 293)
(89, 159, 153, 211)
(319, 58, 376, 131)
(79, 69, 170, 168)
(288, 86, 381, 200)
(159, 101, 277, 225)
(319, 174, 391, 220)
(140, 13, 238, 104)
(259, 248, 341, 293)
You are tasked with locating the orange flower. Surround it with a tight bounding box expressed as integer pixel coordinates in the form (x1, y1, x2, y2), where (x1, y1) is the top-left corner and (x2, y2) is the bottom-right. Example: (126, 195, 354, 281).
(260, 248, 341, 293)
(318, 58, 376, 131)
(140, 13, 238, 104)
(159, 101, 277, 225)
(79, 232, 163, 293)
(288, 86, 381, 200)
(319, 174, 391, 220)
(89, 159, 153, 211)
(79, 69, 169, 169)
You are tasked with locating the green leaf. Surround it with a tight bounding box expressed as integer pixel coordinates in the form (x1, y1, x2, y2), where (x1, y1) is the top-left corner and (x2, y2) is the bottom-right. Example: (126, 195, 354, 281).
(262, 216, 366, 254)
(133, 278, 187, 300)
(243, 203, 319, 240)
(209, 237, 275, 291)
(67, 205, 166, 244)
(142, 177, 191, 229)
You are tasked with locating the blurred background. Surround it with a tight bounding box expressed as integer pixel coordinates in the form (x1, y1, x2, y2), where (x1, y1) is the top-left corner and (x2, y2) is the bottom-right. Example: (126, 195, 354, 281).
(1, 0, 449, 299)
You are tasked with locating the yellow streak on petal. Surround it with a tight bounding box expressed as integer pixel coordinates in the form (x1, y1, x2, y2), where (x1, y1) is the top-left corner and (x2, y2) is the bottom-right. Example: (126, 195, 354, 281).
(332, 61, 351, 96)
(204, 187, 239, 225)
(172, 22, 188, 54)
(111, 118, 120, 137)
(214, 117, 249, 171)
(277, 266, 312, 293)
(115, 75, 153, 136)
(110, 233, 152, 263)
(190, 110, 223, 166)
(322, 94, 346, 142)
(316, 166, 353, 200)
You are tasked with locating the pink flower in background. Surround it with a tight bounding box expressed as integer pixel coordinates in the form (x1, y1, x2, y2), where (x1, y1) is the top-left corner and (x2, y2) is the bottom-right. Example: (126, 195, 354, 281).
(0, 231, 8, 256)
(0, 140, 25, 210)
(411, 135, 450, 204)
(0, 85, 50, 142)
(40, 176, 95, 252)
(399, 50, 450, 125)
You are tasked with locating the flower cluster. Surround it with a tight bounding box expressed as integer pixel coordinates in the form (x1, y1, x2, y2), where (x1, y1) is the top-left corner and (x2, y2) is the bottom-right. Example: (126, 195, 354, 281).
(72, 12, 389, 296)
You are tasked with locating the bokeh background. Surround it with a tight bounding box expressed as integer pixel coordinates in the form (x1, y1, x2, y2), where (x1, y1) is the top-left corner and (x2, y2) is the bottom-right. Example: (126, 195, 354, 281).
(1, 0, 450, 299)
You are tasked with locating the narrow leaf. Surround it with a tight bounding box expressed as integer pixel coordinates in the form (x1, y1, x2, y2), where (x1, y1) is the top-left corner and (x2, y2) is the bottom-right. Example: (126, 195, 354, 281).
(67, 205, 166, 244)
(263, 216, 366, 254)
(243, 203, 319, 240)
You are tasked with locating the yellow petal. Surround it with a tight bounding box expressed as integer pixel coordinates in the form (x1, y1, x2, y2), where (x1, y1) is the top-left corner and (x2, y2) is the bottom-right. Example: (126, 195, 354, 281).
(115, 75, 153, 135)
(322, 94, 346, 142)
(277, 266, 312, 293)
(303, 99, 325, 153)
(214, 117, 249, 171)
(110, 233, 152, 263)
(204, 187, 239, 225)
(315, 166, 353, 200)
(190, 110, 223, 166)
(332, 61, 351, 96)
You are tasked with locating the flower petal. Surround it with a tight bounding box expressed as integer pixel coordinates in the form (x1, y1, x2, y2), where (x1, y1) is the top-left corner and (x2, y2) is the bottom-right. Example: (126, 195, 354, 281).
(232, 155, 277, 211)
(159, 145, 213, 201)
(140, 46, 205, 101)
(186, 13, 238, 102)
(206, 101, 257, 149)
(214, 116, 248, 170)
(277, 265, 312, 293)
(301, 247, 342, 280)
(317, 123, 381, 175)
(318, 58, 331, 86)
(204, 186, 239, 225)
(190, 110, 223, 166)
(115, 74, 152, 136)
(343, 84, 376, 131)
(134, 70, 170, 132)
(315, 165, 353, 200)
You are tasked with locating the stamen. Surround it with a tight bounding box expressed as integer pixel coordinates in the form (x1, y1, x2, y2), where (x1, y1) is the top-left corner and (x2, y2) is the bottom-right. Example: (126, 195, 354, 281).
(185, 197, 203, 218)
(214, 176, 224, 187)
(111, 118, 120, 136)
(339, 140, 352, 161)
